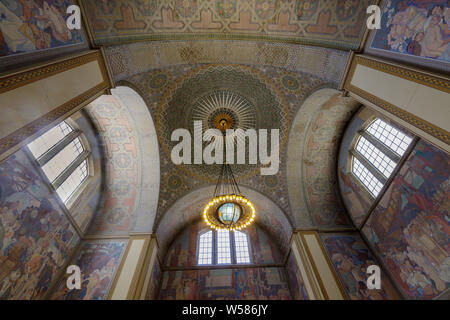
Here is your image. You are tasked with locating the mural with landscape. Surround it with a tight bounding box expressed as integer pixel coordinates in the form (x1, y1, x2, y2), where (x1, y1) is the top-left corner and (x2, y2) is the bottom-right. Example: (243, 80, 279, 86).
(0, 0, 84, 57)
(363, 140, 450, 300)
(370, 0, 450, 63)
(159, 267, 291, 300)
(321, 233, 399, 300)
(0, 150, 79, 300)
(52, 240, 127, 300)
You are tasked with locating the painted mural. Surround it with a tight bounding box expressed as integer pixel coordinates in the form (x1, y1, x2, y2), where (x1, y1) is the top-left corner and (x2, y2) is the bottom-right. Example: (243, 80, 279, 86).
(370, 0, 450, 63)
(321, 233, 400, 300)
(52, 240, 127, 300)
(85, 0, 374, 49)
(145, 258, 161, 300)
(164, 221, 283, 268)
(363, 140, 450, 300)
(285, 252, 308, 300)
(159, 268, 291, 300)
(0, 150, 79, 300)
(0, 0, 84, 57)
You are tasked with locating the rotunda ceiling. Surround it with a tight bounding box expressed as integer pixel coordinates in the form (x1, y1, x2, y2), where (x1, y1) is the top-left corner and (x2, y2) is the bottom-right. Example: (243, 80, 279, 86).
(157, 64, 289, 181)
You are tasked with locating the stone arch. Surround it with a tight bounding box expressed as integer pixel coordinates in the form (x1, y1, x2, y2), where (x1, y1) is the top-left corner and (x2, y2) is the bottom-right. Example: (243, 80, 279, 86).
(286, 88, 360, 228)
(155, 185, 292, 257)
(85, 86, 160, 235)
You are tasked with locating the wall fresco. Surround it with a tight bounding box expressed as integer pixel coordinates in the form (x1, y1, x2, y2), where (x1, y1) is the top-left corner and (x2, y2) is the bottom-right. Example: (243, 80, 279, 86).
(370, 0, 450, 63)
(321, 233, 400, 300)
(0, 150, 79, 300)
(285, 252, 308, 300)
(0, 0, 84, 57)
(363, 140, 450, 299)
(159, 267, 291, 300)
(52, 240, 127, 300)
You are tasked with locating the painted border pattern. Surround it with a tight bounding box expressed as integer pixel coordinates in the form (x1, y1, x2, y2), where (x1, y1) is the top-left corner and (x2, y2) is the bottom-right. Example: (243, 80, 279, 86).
(344, 55, 450, 145)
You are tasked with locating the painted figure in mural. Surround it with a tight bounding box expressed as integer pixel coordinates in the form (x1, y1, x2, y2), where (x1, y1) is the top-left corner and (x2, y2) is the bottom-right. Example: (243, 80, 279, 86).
(0, 153, 78, 300)
(372, 1, 450, 62)
(323, 235, 398, 300)
(0, 0, 83, 56)
(363, 142, 450, 299)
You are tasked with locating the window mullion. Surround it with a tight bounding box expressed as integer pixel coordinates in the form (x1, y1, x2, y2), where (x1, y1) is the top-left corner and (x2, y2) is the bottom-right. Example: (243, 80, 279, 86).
(230, 231, 236, 265)
(351, 149, 388, 184)
(358, 130, 400, 162)
(53, 151, 89, 189)
(37, 130, 81, 166)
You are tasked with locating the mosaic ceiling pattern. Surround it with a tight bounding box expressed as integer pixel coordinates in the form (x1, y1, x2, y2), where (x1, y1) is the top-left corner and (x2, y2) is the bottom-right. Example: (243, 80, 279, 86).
(85, 0, 374, 49)
(106, 40, 349, 83)
(125, 63, 341, 227)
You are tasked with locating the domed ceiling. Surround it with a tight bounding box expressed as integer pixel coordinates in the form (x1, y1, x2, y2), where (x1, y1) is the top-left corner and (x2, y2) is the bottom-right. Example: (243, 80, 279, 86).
(123, 62, 349, 229)
(157, 64, 288, 180)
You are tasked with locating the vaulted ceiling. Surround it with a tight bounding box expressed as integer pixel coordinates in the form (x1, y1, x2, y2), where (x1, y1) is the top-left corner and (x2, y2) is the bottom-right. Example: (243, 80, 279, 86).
(84, 0, 373, 49)
(84, 0, 372, 248)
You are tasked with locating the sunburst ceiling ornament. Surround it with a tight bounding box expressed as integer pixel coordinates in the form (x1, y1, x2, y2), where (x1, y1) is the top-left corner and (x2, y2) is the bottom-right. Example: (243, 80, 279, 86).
(203, 118, 256, 231)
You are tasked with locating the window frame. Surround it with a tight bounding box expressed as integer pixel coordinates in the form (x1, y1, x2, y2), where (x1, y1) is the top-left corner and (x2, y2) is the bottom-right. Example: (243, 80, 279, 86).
(349, 117, 413, 199)
(26, 119, 93, 208)
(196, 228, 252, 266)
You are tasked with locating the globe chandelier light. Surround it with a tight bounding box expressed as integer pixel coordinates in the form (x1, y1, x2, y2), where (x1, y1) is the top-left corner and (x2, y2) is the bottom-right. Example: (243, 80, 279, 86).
(203, 118, 256, 231)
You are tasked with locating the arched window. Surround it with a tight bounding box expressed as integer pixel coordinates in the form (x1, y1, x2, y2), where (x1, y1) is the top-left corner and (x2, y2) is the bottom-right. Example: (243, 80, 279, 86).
(197, 229, 251, 265)
(351, 118, 413, 198)
(27, 120, 91, 205)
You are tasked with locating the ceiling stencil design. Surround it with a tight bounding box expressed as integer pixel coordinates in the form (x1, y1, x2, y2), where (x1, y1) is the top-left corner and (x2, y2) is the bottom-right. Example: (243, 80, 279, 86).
(84, 0, 374, 49)
(124, 63, 346, 228)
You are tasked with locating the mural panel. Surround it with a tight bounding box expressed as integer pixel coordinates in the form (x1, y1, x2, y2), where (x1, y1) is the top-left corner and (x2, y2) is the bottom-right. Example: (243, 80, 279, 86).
(145, 258, 162, 300)
(0, 150, 79, 300)
(363, 140, 450, 300)
(285, 252, 308, 300)
(0, 0, 84, 57)
(159, 267, 291, 300)
(368, 0, 449, 70)
(321, 233, 400, 300)
(52, 240, 127, 300)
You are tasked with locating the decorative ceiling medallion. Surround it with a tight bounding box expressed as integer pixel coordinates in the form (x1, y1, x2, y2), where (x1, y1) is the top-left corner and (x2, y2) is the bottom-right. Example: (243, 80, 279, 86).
(157, 64, 289, 181)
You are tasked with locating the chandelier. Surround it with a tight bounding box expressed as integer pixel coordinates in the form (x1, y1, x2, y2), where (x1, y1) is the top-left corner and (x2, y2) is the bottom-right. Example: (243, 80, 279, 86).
(203, 118, 256, 231)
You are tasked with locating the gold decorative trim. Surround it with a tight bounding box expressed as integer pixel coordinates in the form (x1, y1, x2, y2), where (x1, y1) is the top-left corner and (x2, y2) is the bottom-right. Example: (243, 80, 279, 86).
(313, 232, 348, 300)
(0, 82, 108, 156)
(107, 235, 151, 300)
(126, 235, 152, 300)
(344, 55, 450, 145)
(347, 55, 450, 93)
(0, 51, 101, 94)
(299, 232, 329, 300)
(292, 232, 323, 300)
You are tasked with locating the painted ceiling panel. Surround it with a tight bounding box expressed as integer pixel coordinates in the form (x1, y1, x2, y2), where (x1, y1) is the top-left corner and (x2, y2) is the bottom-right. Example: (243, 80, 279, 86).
(84, 0, 374, 50)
